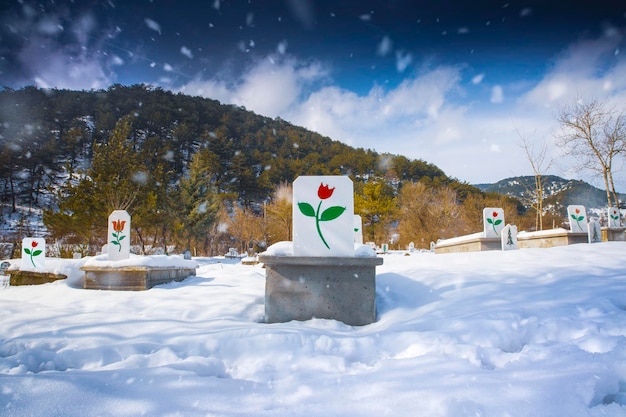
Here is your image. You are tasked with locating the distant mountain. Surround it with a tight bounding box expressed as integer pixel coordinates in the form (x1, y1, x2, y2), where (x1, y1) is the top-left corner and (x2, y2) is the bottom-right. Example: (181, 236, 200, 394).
(475, 175, 623, 210)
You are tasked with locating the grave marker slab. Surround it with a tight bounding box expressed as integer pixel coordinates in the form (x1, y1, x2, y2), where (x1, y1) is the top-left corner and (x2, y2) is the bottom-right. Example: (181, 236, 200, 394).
(483, 208, 505, 238)
(588, 218, 602, 243)
(293, 176, 354, 257)
(608, 207, 621, 228)
(501, 224, 518, 250)
(108, 210, 131, 261)
(567, 205, 588, 233)
(353, 215, 363, 244)
(21, 238, 45, 271)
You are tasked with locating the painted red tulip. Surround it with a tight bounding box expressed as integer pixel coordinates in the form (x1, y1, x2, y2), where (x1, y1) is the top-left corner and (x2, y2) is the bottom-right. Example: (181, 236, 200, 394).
(111, 219, 127, 251)
(487, 211, 503, 234)
(24, 240, 43, 268)
(298, 182, 346, 249)
(317, 183, 335, 200)
(112, 219, 126, 232)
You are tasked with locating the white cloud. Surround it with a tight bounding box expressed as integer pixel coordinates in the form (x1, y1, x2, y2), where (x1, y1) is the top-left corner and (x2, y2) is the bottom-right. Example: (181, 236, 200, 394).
(520, 27, 626, 109)
(178, 56, 328, 117)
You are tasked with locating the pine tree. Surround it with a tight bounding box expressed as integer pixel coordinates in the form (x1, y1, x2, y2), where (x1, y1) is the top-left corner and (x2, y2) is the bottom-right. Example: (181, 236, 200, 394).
(176, 148, 220, 253)
(44, 116, 147, 246)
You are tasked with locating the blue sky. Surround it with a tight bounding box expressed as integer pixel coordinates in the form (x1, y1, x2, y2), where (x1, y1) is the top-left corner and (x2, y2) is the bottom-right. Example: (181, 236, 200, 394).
(2, 0, 626, 187)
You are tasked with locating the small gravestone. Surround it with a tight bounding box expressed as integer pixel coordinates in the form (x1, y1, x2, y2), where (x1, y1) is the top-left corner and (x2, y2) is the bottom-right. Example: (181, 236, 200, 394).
(409, 242, 415, 252)
(21, 238, 45, 270)
(0, 262, 9, 288)
(588, 218, 602, 243)
(183, 250, 192, 260)
(0, 243, 15, 260)
(108, 210, 131, 261)
(608, 207, 621, 228)
(381, 243, 389, 253)
(483, 208, 505, 238)
(293, 176, 354, 257)
(430, 241, 436, 252)
(501, 224, 518, 250)
(262, 175, 382, 326)
(567, 205, 588, 233)
(353, 215, 363, 244)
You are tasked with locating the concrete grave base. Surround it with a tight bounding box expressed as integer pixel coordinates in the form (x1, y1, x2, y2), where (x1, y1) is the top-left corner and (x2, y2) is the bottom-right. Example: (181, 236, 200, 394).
(81, 265, 196, 291)
(517, 228, 588, 249)
(434, 232, 501, 254)
(602, 227, 626, 242)
(259, 255, 383, 326)
(8, 270, 67, 286)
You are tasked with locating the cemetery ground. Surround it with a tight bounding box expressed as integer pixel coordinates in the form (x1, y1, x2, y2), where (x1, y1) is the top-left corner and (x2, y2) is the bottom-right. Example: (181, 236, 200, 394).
(1, 242, 626, 417)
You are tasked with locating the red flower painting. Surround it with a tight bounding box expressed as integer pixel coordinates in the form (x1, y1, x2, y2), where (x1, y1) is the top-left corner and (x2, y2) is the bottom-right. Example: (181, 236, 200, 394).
(111, 219, 127, 252)
(24, 240, 43, 268)
(317, 183, 335, 199)
(570, 208, 585, 232)
(486, 211, 502, 235)
(610, 208, 620, 225)
(298, 182, 346, 250)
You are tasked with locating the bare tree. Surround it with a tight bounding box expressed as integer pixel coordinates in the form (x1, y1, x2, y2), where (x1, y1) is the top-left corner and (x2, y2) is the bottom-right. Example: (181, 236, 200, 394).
(517, 130, 553, 231)
(556, 99, 625, 208)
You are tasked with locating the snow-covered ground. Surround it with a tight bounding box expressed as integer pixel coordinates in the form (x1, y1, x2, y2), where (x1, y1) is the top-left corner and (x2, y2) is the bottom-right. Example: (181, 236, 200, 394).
(1, 243, 626, 417)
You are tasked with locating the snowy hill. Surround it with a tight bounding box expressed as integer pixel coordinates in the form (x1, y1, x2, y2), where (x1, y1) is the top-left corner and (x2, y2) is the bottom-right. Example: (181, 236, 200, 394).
(475, 175, 623, 209)
(1, 242, 626, 416)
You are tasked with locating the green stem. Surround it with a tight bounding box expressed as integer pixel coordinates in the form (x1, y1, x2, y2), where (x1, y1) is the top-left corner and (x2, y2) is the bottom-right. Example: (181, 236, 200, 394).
(30, 254, 36, 268)
(315, 200, 330, 249)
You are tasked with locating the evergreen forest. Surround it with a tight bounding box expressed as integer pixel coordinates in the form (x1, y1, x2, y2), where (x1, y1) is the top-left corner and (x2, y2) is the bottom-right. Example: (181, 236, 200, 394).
(1, 85, 534, 256)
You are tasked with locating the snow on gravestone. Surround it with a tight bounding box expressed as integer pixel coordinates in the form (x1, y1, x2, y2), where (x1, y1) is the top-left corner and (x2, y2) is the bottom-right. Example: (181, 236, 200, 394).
(21, 237, 45, 271)
(293, 176, 354, 257)
(501, 224, 518, 251)
(588, 218, 602, 243)
(483, 208, 505, 238)
(608, 207, 621, 228)
(108, 210, 131, 261)
(567, 205, 588, 234)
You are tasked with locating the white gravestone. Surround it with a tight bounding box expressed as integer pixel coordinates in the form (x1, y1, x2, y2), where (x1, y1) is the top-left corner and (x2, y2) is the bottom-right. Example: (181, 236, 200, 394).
(293, 176, 354, 257)
(108, 210, 131, 261)
(608, 207, 621, 228)
(567, 205, 588, 233)
(353, 215, 363, 244)
(588, 218, 602, 243)
(501, 224, 518, 250)
(483, 208, 505, 238)
(408, 242, 415, 252)
(21, 237, 45, 270)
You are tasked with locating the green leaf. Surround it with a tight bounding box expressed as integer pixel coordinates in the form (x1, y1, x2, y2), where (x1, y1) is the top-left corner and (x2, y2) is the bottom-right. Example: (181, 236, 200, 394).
(111, 241, 120, 246)
(320, 206, 346, 221)
(298, 202, 316, 217)
(119, 236, 126, 241)
(494, 220, 502, 226)
(32, 250, 42, 257)
(24, 248, 31, 255)
(487, 218, 494, 225)
(577, 215, 585, 221)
